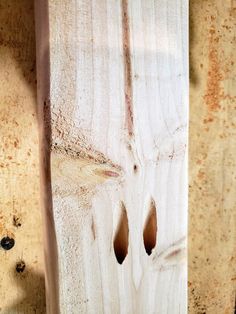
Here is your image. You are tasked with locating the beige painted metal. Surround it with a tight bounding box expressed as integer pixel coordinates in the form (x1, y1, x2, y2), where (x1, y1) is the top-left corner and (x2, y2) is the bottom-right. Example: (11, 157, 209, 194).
(189, 0, 236, 313)
(0, 1, 45, 313)
(35, 0, 188, 313)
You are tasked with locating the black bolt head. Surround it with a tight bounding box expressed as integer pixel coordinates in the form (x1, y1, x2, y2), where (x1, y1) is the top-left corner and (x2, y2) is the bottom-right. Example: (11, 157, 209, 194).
(1, 236, 15, 250)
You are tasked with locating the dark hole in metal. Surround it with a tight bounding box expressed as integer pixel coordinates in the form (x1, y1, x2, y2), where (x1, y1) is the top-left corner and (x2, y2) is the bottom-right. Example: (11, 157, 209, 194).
(1, 236, 15, 250)
(16, 260, 26, 273)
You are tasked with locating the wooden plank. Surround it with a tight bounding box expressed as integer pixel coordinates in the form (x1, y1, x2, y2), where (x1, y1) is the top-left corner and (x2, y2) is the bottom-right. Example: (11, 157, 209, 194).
(35, 0, 188, 313)
(0, 1, 45, 313)
(189, 0, 236, 313)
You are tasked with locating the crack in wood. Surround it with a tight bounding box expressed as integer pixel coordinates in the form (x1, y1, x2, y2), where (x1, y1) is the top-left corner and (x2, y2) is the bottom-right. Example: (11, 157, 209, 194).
(113, 202, 129, 264)
(143, 198, 157, 256)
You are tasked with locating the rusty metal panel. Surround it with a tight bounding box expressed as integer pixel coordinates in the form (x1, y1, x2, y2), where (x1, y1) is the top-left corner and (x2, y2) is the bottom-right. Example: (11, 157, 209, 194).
(0, 1, 45, 313)
(189, 1, 236, 313)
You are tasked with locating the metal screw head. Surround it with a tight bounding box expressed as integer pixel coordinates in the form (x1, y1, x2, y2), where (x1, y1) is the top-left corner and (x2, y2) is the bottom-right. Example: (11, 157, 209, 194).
(1, 237, 15, 250)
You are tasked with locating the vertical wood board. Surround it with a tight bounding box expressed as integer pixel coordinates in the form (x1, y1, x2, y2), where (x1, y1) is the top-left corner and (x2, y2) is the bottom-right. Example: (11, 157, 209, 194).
(35, 0, 188, 313)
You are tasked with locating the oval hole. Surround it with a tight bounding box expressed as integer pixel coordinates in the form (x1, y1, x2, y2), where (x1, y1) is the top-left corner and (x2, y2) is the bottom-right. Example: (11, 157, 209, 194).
(143, 198, 157, 255)
(113, 202, 129, 264)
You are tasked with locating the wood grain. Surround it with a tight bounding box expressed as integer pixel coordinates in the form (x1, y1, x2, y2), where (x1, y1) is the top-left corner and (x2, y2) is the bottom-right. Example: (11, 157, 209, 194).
(189, 1, 236, 313)
(35, 0, 188, 313)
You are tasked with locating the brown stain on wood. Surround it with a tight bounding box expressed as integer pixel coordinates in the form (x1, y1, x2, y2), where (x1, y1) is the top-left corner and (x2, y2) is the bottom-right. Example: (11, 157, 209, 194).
(91, 218, 96, 240)
(165, 248, 182, 260)
(94, 169, 120, 178)
(121, 0, 134, 137)
(133, 164, 138, 173)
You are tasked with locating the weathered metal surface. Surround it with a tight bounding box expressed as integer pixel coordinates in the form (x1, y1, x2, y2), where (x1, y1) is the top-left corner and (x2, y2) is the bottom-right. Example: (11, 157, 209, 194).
(189, 0, 236, 313)
(0, 1, 45, 313)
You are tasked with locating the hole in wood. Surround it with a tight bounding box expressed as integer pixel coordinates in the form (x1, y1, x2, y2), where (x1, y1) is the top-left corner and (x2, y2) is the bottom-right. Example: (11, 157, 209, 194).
(143, 198, 157, 256)
(113, 202, 129, 264)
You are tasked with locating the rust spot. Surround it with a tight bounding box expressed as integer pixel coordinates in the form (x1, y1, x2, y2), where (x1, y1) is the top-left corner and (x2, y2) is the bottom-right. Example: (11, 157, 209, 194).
(197, 170, 205, 180)
(13, 215, 22, 227)
(0, 222, 3, 235)
(16, 260, 26, 273)
(204, 24, 223, 113)
(121, 0, 134, 137)
(13, 140, 19, 148)
(203, 117, 214, 124)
